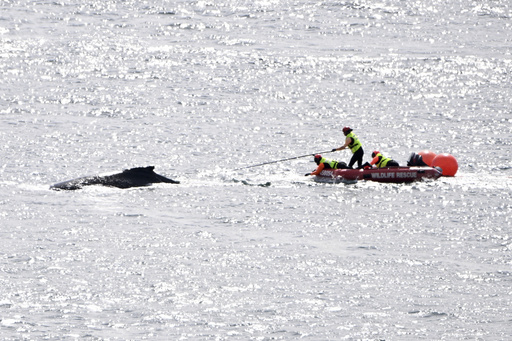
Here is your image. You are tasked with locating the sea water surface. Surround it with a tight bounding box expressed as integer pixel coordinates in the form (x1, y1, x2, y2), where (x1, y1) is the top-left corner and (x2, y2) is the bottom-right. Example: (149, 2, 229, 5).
(1, 0, 511, 339)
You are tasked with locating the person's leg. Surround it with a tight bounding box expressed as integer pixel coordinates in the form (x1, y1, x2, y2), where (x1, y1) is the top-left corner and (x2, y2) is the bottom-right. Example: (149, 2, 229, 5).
(349, 148, 364, 168)
(336, 161, 349, 169)
(356, 148, 364, 168)
(348, 153, 357, 169)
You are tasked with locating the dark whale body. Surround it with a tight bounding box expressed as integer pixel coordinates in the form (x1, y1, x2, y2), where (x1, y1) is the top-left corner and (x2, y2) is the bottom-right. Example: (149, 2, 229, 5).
(50, 166, 179, 190)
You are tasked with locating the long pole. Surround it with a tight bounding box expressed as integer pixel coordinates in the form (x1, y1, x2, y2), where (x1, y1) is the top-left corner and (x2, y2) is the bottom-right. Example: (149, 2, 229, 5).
(235, 150, 334, 170)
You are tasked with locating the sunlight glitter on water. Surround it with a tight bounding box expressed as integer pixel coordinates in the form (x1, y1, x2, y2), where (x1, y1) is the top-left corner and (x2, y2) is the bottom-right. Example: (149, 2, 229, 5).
(1, 0, 512, 339)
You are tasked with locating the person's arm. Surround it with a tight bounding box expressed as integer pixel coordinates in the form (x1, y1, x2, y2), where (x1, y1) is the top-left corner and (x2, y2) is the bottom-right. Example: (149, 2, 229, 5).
(370, 156, 379, 166)
(310, 163, 325, 176)
(332, 136, 352, 151)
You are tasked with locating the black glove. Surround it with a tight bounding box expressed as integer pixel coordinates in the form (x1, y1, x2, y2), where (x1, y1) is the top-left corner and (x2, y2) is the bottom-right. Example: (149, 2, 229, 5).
(331, 148, 337, 152)
(305, 173, 311, 176)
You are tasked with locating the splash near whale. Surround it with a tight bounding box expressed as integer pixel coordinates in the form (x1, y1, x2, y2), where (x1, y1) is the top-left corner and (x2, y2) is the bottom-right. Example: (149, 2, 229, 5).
(50, 166, 179, 190)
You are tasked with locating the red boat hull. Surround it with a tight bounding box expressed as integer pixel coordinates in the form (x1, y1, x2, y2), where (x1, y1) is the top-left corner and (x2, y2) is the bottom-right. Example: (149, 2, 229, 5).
(314, 166, 442, 183)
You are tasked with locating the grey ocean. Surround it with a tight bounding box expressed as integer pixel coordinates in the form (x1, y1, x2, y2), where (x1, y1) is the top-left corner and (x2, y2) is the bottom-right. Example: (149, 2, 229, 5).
(1, 0, 511, 339)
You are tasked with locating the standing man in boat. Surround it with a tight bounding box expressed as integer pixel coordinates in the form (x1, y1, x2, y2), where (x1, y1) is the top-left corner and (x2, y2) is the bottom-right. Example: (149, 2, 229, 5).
(305, 154, 348, 176)
(368, 150, 400, 168)
(331, 127, 364, 169)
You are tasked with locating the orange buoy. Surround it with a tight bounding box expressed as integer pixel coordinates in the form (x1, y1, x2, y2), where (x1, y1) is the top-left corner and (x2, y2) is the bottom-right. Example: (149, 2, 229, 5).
(418, 150, 437, 166)
(432, 153, 458, 176)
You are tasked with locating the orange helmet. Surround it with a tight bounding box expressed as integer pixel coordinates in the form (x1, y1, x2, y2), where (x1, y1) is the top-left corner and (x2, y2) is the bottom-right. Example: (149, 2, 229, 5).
(372, 151, 380, 158)
(314, 154, 322, 164)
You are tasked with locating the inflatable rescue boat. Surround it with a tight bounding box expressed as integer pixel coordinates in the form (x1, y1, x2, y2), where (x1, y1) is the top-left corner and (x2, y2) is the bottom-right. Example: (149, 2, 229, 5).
(314, 166, 442, 184)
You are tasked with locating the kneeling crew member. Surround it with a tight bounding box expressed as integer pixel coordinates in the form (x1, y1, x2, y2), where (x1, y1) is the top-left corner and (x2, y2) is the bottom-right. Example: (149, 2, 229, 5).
(305, 154, 348, 176)
(369, 151, 400, 168)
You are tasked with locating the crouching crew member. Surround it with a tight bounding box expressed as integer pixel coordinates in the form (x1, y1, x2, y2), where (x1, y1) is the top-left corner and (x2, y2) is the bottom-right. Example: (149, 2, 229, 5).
(368, 151, 400, 168)
(305, 154, 348, 176)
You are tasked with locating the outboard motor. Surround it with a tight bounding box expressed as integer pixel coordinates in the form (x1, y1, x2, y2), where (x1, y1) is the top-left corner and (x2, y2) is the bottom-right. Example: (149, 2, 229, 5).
(407, 152, 428, 167)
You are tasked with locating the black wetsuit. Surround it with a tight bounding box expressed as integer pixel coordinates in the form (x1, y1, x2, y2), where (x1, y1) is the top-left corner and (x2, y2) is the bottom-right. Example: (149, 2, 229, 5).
(349, 147, 364, 169)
